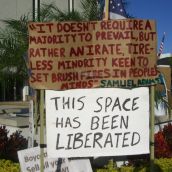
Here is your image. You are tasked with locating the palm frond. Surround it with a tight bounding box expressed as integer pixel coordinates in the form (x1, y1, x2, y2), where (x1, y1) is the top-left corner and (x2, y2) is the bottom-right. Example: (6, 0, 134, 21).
(1, 16, 29, 48)
(155, 90, 169, 110)
(0, 1, 132, 81)
(80, 0, 99, 21)
(39, 3, 58, 21)
(54, 10, 83, 21)
(39, 3, 83, 22)
(2, 15, 28, 30)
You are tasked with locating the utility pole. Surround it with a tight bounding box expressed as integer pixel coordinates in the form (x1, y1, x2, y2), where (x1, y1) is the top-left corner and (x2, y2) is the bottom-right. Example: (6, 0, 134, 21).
(32, 0, 40, 21)
(32, 1, 45, 172)
(68, 0, 74, 12)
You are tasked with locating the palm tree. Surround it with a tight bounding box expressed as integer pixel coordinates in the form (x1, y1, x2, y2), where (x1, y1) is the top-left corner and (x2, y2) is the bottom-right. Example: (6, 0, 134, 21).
(0, 1, 101, 100)
(0, 15, 29, 78)
(0, 15, 29, 100)
(0, 0, 133, 101)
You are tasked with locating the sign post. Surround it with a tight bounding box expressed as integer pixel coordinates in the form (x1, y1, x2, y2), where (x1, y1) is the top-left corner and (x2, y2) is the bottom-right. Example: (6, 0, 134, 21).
(104, 0, 109, 20)
(32, 1, 45, 172)
(150, 85, 155, 171)
(40, 90, 45, 172)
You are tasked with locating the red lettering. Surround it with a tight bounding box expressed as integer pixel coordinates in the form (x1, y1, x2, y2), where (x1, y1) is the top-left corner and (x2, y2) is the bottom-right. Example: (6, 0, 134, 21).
(30, 60, 53, 70)
(30, 73, 48, 83)
(70, 47, 84, 57)
(112, 58, 135, 67)
(29, 48, 65, 57)
(60, 80, 94, 90)
(129, 67, 158, 77)
(126, 43, 151, 54)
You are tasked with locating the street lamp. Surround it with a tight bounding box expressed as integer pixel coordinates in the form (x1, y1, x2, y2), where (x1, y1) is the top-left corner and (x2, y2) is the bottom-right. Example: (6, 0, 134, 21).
(32, 0, 40, 21)
(68, 0, 74, 12)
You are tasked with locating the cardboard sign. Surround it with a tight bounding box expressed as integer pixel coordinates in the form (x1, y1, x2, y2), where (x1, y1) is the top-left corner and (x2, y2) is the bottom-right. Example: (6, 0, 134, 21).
(17, 147, 93, 172)
(28, 19, 158, 90)
(46, 87, 149, 158)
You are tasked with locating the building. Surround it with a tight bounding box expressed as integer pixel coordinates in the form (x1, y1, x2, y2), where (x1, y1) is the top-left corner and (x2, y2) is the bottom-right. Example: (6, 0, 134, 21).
(158, 53, 172, 66)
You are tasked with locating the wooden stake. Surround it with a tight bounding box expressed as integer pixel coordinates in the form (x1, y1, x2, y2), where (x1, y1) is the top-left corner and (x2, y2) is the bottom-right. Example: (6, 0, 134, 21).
(104, 0, 109, 20)
(33, 1, 45, 171)
(40, 90, 45, 172)
(150, 85, 155, 171)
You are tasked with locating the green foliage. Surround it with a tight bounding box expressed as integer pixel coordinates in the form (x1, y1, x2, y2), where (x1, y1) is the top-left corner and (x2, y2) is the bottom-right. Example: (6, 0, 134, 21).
(95, 158, 172, 172)
(0, 1, 99, 81)
(39, 3, 83, 22)
(0, 126, 28, 162)
(52, 10, 83, 22)
(120, 158, 172, 172)
(155, 158, 172, 171)
(0, 159, 20, 172)
(96, 169, 118, 172)
(80, 0, 100, 21)
(154, 89, 169, 110)
(0, 15, 29, 79)
(96, 160, 119, 172)
(119, 166, 135, 172)
(0, 126, 8, 157)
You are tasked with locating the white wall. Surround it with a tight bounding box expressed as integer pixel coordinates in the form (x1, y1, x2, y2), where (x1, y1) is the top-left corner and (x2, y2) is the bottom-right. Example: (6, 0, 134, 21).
(0, 0, 31, 28)
(0, 0, 81, 28)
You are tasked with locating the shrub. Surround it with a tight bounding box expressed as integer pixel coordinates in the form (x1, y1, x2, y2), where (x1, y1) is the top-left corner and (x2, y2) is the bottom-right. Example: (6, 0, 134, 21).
(0, 125, 28, 162)
(95, 160, 119, 172)
(155, 158, 172, 171)
(163, 123, 172, 150)
(0, 159, 20, 172)
(0, 126, 8, 158)
(5, 130, 28, 162)
(154, 131, 171, 158)
(154, 123, 172, 158)
(95, 158, 172, 172)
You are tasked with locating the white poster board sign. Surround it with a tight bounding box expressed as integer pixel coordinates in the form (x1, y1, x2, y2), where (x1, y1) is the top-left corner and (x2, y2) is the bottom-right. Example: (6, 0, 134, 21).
(70, 159, 93, 172)
(46, 88, 149, 158)
(18, 147, 92, 172)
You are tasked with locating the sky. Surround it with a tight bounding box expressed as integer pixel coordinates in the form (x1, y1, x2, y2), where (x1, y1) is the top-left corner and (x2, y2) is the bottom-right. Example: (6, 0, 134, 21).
(127, 0, 172, 54)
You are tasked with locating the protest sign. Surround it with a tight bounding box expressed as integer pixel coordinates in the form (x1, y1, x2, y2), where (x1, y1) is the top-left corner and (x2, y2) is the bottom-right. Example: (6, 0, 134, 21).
(28, 19, 158, 90)
(18, 147, 93, 172)
(18, 147, 69, 172)
(46, 87, 149, 158)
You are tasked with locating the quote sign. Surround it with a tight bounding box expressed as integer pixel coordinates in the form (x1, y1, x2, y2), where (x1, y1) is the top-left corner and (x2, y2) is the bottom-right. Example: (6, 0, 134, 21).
(28, 19, 158, 90)
(46, 87, 149, 158)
